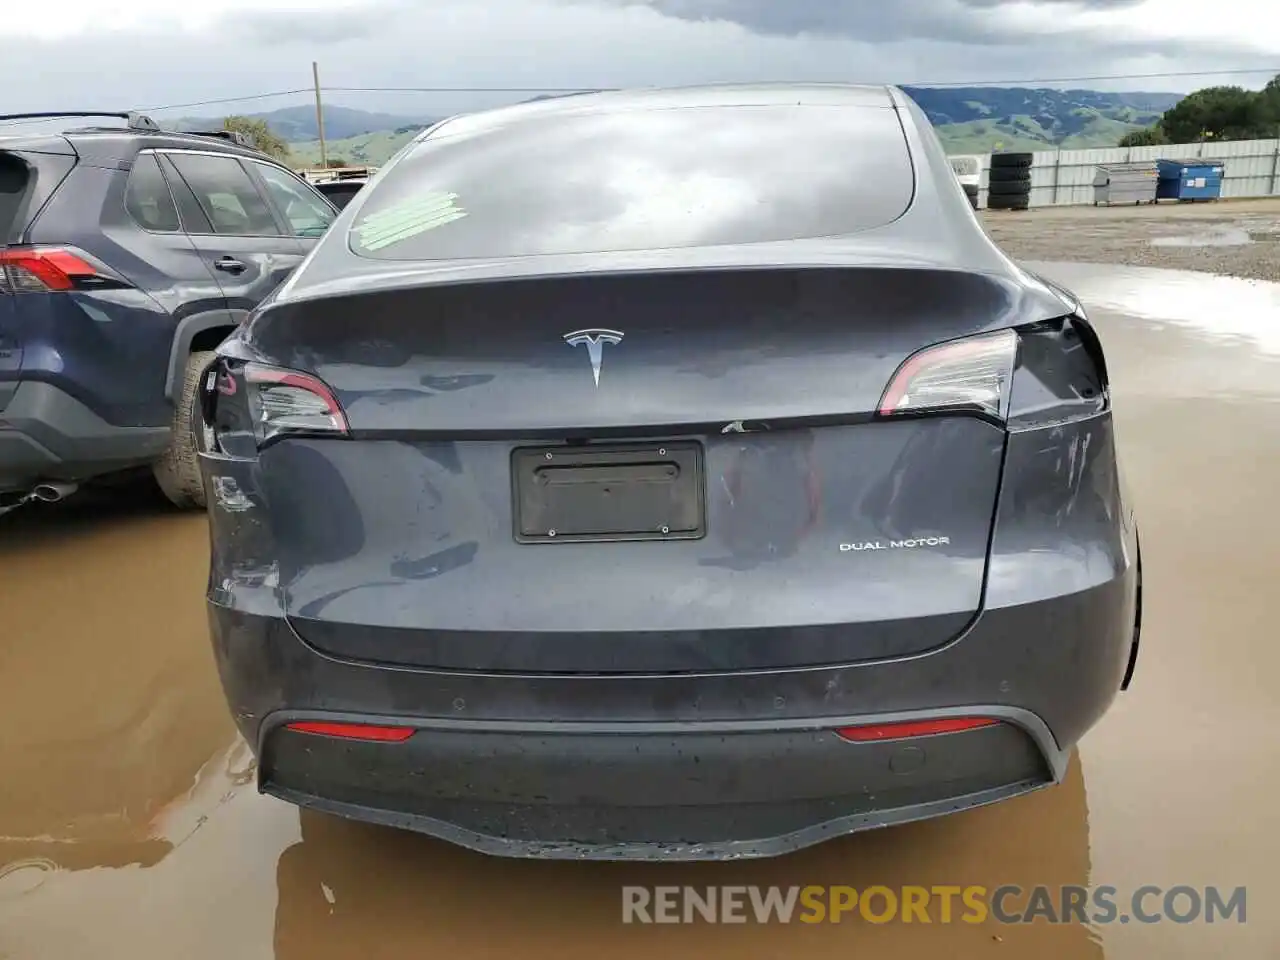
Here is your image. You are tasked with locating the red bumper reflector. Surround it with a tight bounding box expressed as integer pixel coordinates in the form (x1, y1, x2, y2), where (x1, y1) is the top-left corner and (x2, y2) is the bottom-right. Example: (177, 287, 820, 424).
(834, 717, 998, 742)
(285, 721, 415, 742)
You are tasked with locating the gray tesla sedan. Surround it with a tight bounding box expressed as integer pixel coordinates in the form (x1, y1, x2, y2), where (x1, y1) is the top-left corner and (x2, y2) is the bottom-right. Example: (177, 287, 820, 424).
(195, 83, 1142, 861)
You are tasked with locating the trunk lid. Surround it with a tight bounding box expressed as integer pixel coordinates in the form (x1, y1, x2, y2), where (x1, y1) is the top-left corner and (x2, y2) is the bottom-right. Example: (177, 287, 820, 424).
(247, 266, 1028, 434)
(242, 266, 1035, 674)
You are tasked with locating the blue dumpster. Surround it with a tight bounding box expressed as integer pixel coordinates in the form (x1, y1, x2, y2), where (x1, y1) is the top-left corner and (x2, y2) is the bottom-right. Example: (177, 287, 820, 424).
(1156, 159, 1224, 201)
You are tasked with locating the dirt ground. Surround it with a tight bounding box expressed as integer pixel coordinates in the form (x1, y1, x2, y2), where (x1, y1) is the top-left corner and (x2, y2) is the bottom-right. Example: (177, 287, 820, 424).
(981, 198, 1280, 282)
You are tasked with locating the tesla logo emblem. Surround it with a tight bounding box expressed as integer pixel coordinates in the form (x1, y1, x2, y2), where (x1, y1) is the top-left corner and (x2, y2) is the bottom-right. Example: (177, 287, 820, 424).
(563, 328, 624, 387)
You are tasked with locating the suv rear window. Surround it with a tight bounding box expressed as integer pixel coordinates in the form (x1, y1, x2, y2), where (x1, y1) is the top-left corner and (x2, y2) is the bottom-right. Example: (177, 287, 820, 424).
(348, 104, 915, 261)
(1, 153, 31, 242)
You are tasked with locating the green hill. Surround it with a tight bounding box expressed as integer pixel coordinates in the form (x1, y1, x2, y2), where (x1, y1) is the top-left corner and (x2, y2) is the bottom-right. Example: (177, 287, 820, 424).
(288, 128, 422, 167)
(933, 112, 1156, 154)
(904, 85, 1181, 153)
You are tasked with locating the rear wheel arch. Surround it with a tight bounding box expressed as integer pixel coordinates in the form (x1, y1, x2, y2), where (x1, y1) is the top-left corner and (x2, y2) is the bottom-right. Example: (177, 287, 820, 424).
(165, 309, 247, 403)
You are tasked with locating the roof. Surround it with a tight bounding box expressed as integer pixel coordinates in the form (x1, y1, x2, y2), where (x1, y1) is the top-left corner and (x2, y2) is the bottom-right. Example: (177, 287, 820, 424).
(426, 83, 899, 141)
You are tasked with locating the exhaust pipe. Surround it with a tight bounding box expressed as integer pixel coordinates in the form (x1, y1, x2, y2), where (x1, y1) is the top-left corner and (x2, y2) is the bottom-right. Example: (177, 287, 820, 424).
(0, 481, 78, 517)
(30, 482, 78, 503)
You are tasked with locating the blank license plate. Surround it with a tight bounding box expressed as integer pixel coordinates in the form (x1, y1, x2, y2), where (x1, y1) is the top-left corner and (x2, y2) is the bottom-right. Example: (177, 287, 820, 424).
(511, 442, 705, 543)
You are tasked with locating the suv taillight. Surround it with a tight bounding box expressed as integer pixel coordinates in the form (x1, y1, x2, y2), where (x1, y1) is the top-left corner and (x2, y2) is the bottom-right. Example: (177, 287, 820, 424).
(0, 246, 107, 294)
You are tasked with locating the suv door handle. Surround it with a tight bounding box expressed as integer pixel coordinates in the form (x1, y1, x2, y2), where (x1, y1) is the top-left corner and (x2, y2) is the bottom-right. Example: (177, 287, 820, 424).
(214, 257, 247, 274)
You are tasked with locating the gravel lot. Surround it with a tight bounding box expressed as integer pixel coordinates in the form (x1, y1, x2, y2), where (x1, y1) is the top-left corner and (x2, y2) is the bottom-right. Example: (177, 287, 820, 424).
(981, 197, 1280, 282)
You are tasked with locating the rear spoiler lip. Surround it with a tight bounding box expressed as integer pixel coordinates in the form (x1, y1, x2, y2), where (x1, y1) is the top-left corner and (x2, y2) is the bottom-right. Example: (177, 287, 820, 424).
(241, 256, 1075, 366)
(269, 243, 1033, 307)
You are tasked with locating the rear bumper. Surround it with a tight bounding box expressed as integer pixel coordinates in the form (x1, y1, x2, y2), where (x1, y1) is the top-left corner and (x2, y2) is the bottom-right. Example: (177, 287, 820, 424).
(0, 381, 169, 490)
(260, 712, 1054, 860)
(208, 552, 1135, 859)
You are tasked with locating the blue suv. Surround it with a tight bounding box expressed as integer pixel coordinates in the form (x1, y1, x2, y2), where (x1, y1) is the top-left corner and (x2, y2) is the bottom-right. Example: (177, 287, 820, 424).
(1, 112, 338, 511)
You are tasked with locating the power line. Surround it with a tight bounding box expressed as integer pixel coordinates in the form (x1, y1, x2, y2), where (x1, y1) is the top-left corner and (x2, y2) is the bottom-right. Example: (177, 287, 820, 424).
(329, 68, 1280, 94)
(3, 66, 1275, 128)
(143, 87, 314, 111)
(138, 87, 603, 114)
(134, 67, 1280, 113)
(327, 85, 610, 94)
(0, 88, 316, 127)
(910, 66, 1280, 87)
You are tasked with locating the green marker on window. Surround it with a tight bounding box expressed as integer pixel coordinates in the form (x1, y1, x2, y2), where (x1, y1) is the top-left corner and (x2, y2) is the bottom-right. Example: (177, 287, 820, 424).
(353, 192, 467, 251)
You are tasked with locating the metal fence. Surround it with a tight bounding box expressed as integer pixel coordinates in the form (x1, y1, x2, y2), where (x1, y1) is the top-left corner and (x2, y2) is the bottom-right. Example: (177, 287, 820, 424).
(954, 138, 1280, 208)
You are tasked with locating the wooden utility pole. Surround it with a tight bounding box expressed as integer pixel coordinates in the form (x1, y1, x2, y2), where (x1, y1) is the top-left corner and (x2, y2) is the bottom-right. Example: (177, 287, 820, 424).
(312, 61, 328, 168)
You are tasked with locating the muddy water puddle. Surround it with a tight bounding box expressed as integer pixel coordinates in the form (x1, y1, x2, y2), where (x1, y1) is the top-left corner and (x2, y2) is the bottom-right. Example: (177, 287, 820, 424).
(1150, 227, 1254, 248)
(2, 265, 1279, 959)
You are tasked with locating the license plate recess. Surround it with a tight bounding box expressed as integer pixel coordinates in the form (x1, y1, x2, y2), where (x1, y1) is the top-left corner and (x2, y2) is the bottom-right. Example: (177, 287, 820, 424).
(512, 442, 704, 543)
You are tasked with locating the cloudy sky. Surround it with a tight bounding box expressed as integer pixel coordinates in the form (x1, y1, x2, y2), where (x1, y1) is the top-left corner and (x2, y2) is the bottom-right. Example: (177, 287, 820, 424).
(3, 0, 1279, 123)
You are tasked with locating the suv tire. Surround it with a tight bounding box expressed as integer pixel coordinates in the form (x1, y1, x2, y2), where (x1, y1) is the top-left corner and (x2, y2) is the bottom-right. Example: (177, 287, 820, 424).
(153, 350, 214, 509)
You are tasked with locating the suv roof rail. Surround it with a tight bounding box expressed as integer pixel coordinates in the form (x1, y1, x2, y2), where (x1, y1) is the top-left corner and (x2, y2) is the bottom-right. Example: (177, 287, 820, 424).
(0, 111, 161, 131)
(179, 128, 254, 148)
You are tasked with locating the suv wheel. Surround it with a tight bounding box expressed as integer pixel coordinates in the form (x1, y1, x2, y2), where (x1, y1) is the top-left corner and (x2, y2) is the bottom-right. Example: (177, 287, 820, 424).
(153, 350, 215, 509)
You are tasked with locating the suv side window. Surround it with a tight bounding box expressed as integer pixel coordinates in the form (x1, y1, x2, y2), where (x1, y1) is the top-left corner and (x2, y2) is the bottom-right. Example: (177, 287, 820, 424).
(165, 153, 282, 238)
(124, 154, 180, 233)
(253, 162, 336, 239)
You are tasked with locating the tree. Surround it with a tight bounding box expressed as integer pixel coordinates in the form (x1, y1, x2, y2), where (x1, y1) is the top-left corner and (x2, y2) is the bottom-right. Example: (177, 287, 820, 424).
(1118, 126, 1166, 147)
(221, 116, 291, 163)
(1156, 85, 1270, 143)
(1260, 75, 1280, 128)
(323, 157, 347, 168)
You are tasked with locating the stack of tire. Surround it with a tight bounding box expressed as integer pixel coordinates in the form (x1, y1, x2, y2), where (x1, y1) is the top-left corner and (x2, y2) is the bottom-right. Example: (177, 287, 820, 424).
(987, 152, 1033, 211)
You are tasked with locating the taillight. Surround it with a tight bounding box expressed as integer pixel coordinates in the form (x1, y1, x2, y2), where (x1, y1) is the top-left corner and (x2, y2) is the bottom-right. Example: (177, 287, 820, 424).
(0, 246, 107, 294)
(244, 362, 349, 444)
(878, 329, 1018, 421)
(876, 317, 1108, 429)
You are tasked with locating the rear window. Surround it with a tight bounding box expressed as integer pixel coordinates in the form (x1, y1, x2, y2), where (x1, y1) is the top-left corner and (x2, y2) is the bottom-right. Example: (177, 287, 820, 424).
(1, 153, 32, 242)
(348, 105, 914, 261)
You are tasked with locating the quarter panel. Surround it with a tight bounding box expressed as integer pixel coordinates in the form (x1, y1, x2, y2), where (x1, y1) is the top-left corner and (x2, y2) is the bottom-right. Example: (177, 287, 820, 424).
(986, 412, 1131, 606)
